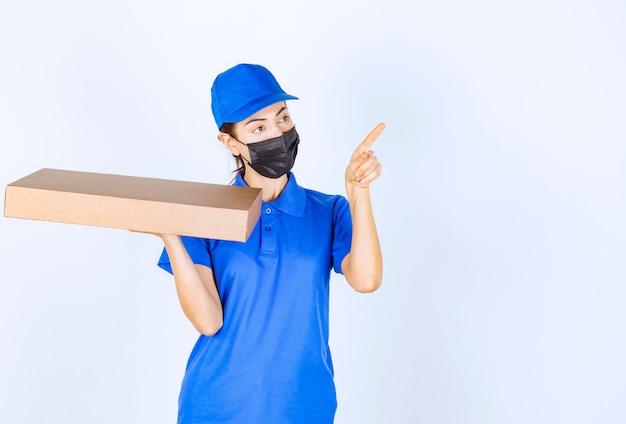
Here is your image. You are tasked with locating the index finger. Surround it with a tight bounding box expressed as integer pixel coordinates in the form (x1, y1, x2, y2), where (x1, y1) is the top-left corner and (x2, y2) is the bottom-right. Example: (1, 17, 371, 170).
(356, 122, 385, 153)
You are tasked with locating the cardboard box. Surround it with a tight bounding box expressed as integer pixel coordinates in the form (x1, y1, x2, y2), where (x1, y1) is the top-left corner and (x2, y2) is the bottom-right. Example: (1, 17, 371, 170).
(4, 168, 262, 242)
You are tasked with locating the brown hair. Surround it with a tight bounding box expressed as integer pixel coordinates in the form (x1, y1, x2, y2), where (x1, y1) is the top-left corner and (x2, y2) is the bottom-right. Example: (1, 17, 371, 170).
(219, 123, 245, 175)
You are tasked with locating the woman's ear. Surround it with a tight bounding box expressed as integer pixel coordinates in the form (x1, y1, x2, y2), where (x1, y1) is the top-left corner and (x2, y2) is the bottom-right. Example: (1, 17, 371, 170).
(218, 132, 242, 156)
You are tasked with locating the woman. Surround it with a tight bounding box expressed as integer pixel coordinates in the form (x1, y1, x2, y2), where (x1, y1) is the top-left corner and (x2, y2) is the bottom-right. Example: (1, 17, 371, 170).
(157, 63, 383, 423)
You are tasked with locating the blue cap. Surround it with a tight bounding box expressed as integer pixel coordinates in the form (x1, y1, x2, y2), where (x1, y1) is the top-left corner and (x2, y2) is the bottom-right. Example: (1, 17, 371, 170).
(211, 64, 299, 130)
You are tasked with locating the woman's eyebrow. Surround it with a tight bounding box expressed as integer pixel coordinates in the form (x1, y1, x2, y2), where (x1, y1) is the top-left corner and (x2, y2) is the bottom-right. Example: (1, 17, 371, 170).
(244, 117, 266, 126)
(244, 106, 288, 126)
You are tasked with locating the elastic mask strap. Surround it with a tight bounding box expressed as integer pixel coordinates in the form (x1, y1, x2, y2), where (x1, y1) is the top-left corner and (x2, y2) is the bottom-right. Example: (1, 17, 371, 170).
(231, 136, 249, 146)
(229, 136, 253, 164)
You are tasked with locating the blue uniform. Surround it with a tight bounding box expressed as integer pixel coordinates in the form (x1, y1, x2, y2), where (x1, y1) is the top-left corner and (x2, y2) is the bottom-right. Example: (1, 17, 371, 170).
(158, 172, 352, 423)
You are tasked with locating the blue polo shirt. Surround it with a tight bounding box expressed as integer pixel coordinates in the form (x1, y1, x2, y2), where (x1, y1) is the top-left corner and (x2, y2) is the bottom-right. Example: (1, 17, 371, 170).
(158, 172, 352, 424)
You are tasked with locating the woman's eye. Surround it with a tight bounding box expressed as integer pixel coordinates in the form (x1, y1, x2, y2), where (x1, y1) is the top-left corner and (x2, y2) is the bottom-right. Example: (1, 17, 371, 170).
(253, 126, 265, 133)
(279, 115, 290, 123)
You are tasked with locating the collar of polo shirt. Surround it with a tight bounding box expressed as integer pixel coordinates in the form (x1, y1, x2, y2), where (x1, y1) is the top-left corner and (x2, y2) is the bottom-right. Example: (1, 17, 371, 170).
(234, 172, 306, 218)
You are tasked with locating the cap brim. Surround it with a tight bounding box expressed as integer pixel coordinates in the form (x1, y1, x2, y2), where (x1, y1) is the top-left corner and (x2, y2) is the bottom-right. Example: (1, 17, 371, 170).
(225, 92, 299, 124)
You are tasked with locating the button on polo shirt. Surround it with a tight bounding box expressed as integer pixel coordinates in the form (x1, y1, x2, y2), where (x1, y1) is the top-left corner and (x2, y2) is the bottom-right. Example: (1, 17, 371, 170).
(254, 174, 307, 255)
(157, 172, 353, 424)
(261, 205, 278, 252)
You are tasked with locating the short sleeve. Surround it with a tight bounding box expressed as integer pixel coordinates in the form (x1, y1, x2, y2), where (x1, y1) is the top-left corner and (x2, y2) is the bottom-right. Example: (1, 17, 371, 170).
(157, 236, 213, 275)
(332, 196, 353, 274)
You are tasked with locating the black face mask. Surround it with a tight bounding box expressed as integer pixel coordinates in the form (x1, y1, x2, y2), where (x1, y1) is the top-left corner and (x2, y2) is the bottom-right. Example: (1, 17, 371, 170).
(234, 127, 300, 179)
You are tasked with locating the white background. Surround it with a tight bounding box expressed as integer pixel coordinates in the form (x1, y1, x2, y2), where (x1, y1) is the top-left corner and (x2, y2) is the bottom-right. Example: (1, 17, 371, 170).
(1, 1, 625, 423)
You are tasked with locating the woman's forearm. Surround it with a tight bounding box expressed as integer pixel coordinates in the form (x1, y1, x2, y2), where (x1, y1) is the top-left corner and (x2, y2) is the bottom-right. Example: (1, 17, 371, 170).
(161, 234, 223, 335)
(342, 187, 383, 292)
